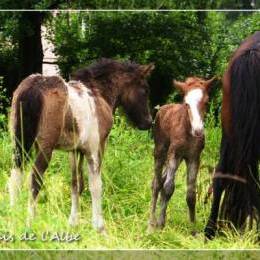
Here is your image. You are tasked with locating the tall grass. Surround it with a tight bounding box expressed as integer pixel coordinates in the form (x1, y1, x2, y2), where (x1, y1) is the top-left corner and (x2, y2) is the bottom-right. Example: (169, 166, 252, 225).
(0, 116, 258, 249)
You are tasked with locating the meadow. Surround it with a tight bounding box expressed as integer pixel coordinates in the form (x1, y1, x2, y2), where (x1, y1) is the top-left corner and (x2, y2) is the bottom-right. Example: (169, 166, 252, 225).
(0, 114, 259, 250)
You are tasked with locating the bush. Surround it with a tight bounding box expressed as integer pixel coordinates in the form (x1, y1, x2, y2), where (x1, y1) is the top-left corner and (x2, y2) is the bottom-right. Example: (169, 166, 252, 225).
(0, 77, 9, 130)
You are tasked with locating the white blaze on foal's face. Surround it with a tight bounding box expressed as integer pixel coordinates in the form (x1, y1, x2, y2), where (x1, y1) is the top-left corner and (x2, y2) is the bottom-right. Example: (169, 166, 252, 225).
(184, 88, 204, 136)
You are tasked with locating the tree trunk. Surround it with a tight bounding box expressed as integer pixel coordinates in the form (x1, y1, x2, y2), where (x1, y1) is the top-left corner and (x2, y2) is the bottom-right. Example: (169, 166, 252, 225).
(18, 12, 44, 80)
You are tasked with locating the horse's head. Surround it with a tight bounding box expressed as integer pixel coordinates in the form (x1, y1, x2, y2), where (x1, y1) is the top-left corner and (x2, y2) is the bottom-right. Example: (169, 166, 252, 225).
(119, 63, 155, 130)
(173, 76, 216, 137)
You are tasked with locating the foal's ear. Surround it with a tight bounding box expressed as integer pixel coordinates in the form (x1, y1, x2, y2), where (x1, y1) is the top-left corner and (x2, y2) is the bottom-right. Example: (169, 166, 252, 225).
(139, 63, 155, 77)
(173, 79, 187, 94)
(205, 76, 217, 91)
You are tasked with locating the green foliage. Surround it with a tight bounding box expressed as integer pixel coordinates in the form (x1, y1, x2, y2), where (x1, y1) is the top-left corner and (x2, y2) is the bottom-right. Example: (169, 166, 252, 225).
(0, 0, 258, 9)
(0, 77, 9, 130)
(214, 12, 260, 75)
(50, 11, 215, 106)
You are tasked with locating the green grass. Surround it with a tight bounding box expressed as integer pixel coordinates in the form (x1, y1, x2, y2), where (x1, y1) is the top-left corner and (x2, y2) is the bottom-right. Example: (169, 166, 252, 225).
(0, 118, 259, 249)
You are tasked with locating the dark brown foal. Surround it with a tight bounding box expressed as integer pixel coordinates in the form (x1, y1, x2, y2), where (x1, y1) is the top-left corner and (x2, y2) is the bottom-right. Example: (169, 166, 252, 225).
(148, 77, 215, 232)
(9, 59, 154, 232)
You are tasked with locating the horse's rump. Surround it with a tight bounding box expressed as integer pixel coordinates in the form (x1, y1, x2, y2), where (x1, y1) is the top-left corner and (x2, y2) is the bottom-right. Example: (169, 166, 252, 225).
(11, 74, 67, 168)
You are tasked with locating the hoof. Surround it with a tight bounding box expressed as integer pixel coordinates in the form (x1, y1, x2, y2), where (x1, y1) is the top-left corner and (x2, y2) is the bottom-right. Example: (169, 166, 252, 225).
(204, 225, 216, 241)
(93, 217, 105, 234)
(191, 230, 197, 237)
(147, 222, 157, 234)
(156, 219, 165, 230)
(97, 226, 107, 237)
(68, 214, 79, 227)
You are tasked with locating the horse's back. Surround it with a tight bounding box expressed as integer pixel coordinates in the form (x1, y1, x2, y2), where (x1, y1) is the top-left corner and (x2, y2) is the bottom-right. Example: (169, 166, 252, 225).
(13, 74, 67, 96)
(12, 74, 67, 112)
(155, 103, 186, 129)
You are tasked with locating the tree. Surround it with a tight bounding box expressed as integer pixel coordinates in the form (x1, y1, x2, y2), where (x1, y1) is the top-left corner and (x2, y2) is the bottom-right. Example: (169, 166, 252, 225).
(50, 11, 215, 105)
(0, 1, 66, 97)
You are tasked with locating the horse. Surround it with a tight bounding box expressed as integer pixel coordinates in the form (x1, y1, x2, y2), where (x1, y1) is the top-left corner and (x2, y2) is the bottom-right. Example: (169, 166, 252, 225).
(8, 58, 154, 233)
(205, 31, 260, 239)
(148, 76, 216, 232)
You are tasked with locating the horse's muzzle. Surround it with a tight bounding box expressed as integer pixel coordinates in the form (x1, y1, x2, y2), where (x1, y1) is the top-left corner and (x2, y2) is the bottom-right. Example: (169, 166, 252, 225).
(137, 117, 153, 130)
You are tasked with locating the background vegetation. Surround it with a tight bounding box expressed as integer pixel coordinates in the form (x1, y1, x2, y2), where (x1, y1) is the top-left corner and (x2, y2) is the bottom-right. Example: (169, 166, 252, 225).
(0, 0, 259, 250)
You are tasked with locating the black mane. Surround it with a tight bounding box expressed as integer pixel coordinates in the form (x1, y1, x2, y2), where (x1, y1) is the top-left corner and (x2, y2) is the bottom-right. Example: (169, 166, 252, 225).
(71, 58, 140, 83)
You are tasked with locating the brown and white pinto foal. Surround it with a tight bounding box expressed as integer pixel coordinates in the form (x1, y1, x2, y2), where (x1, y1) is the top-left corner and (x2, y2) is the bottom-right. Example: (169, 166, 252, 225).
(148, 77, 215, 231)
(8, 59, 154, 233)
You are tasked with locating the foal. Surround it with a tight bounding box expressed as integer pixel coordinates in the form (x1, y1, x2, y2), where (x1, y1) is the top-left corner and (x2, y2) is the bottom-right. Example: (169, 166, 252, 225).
(148, 77, 215, 231)
(8, 58, 154, 232)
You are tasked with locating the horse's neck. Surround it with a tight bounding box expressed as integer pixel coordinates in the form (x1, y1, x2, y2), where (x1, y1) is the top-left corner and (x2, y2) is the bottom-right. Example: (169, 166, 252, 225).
(93, 81, 121, 113)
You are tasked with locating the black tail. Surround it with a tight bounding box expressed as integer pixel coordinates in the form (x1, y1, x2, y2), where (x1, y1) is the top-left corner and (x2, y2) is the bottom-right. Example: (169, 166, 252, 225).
(231, 48, 260, 172)
(219, 44, 260, 228)
(12, 75, 44, 169)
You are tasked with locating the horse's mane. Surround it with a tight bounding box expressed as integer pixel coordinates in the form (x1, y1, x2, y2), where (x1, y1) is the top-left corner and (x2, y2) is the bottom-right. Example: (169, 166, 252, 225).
(71, 58, 139, 84)
(185, 77, 204, 85)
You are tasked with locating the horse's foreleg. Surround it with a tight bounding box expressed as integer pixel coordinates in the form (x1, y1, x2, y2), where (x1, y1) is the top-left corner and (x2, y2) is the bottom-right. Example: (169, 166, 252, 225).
(86, 151, 104, 233)
(186, 158, 200, 224)
(157, 152, 180, 229)
(27, 147, 53, 226)
(204, 177, 225, 240)
(204, 132, 228, 239)
(68, 151, 84, 226)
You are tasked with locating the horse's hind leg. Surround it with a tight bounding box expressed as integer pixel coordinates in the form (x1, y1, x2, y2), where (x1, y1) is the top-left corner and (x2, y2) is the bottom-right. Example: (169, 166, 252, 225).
(27, 145, 53, 226)
(157, 147, 181, 229)
(205, 134, 228, 239)
(68, 151, 84, 226)
(27, 87, 66, 226)
(9, 141, 27, 207)
(9, 163, 23, 207)
(148, 143, 167, 232)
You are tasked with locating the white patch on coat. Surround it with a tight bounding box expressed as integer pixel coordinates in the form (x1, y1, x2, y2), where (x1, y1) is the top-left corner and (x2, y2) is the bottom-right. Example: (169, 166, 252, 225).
(184, 88, 204, 135)
(8, 168, 23, 207)
(66, 82, 100, 152)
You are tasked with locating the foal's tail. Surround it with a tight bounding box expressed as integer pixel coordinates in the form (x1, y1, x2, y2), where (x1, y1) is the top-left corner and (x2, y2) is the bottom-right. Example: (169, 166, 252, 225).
(11, 74, 44, 169)
(221, 40, 260, 227)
